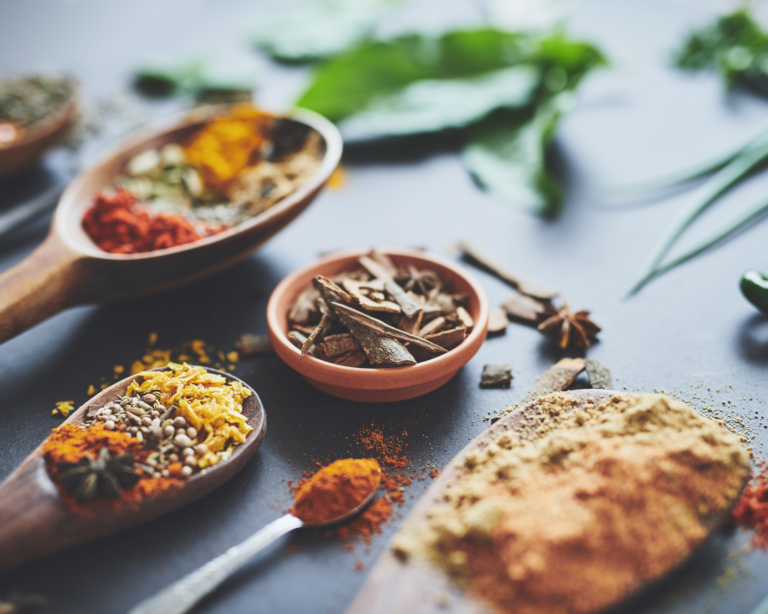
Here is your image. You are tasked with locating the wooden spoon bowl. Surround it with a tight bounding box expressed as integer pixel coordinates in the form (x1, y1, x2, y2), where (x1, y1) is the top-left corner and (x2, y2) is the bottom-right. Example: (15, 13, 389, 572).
(0, 104, 342, 344)
(345, 389, 750, 614)
(0, 366, 266, 572)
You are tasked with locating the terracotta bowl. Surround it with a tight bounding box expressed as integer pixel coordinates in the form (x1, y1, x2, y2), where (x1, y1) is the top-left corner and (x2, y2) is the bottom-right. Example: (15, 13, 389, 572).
(266, 248, 489, 402)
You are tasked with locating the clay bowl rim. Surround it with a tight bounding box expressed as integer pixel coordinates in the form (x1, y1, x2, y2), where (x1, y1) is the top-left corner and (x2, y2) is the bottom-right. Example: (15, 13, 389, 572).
(266, 247, 490, 388)
(53, 103, 342, 261)
(0, 77, 78, 151)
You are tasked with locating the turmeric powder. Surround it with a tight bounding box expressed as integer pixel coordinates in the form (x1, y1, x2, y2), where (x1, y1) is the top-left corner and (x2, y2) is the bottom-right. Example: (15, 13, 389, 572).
(184, 103, 272, 192)
(291, 458, 380, 525)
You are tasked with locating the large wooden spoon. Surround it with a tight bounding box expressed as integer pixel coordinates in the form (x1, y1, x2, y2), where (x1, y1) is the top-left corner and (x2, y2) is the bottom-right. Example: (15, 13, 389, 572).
(345, 389, 750, 614)
(0, 104, 342, 345)
(0, 367, 267, 572)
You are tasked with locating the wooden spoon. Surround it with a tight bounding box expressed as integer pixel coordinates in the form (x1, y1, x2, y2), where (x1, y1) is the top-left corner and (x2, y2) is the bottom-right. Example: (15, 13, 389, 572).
(345, 389, 750, 614)
(0, 366, 267, 572)
(0, 91, 78, 179)
(0, 104, 342, 345)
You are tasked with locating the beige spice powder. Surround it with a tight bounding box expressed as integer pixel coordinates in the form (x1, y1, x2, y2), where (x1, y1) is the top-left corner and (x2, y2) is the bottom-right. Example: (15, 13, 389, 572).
(392, 393, 750, 614)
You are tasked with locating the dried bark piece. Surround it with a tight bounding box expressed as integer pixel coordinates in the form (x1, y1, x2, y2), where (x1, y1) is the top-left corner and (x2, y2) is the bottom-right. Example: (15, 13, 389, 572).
(487, 309, 508, 335)
(502, 294, 547, 325)
(456, 306, 474, 329)
(288, 286, 320, 325)
(399, 310, 423, 335)
(337, 350, 368, 368)
(236, 334, 273, 356)
(458, 240, 558, 300)
(313, 275, 354, 305)
(585, 359, 612, 390)
(301, 313, 329, 356)
(287, 331, 308, 349)
(291, 324, 318, 336)
(418, 317, 445, 338)
(359, 255, 394, 281)
(481, 364, 513, 388)
(343, 279, 401, 314)
(367, 250, 398, 277)
(385, 280, 421, 318)
(425, 326, 466, 351)
(317, 333, 361, 358)
(336, 312, 416, 367)
(332, 302, 447, 355)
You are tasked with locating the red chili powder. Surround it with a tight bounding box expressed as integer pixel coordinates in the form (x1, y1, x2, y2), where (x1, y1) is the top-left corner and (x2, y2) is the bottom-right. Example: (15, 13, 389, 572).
(82, 188, 212, 254)
(731, 462, 768, 549)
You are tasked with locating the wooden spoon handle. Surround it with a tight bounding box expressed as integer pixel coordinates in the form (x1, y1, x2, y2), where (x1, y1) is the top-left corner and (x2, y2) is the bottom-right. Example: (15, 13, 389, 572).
(0, 231, 83, 343)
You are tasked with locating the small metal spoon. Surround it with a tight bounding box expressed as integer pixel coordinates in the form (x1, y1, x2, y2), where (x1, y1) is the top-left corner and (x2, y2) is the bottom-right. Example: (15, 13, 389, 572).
(128, 472, 381, 614)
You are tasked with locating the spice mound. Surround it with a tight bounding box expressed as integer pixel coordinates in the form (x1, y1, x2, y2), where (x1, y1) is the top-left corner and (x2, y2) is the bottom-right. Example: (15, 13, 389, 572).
(291, 458, 380, 525)
(43, 363, 253, 510)
(82, 103, 324, 254)
(0, 73, 74, 147)
(287, 250, 474, 368)
(391, 393, 749, 614)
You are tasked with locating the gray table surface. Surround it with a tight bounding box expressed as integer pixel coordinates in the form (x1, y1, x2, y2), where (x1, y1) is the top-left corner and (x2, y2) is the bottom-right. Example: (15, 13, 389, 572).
(1, 0, 767, 612)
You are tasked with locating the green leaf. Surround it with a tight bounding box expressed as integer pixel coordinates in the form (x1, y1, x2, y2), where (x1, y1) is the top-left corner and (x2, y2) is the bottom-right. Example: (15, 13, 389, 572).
(628, 189, 768, 294)
(461, 97, 566, 216)
(339, 65, 538, 139)
(295, 35, 434, 122)
(628, 129, 768, 295)
(251, 0, 395, 63)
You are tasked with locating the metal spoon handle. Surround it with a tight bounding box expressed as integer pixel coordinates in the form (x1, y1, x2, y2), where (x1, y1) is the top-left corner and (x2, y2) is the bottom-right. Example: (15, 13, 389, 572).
(128, 513, 303, 614)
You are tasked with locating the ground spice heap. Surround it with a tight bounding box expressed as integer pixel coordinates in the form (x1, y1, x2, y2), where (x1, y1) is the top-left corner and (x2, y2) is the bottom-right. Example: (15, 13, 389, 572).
(291, 459, 380, 524)
(731, 461, 768, 549)
(82, 189, 208, 254)
(392, 393, 749, 614)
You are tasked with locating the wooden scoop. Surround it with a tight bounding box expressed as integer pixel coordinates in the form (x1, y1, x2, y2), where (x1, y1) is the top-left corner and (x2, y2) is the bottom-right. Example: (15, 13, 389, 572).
(0, 104, 342, 345)
(345, 389, 750, 614)
(0, 367, 267, 572)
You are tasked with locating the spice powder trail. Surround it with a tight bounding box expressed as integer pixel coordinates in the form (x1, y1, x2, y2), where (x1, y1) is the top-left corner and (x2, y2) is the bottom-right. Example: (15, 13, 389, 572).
(392, 393, 750, 614)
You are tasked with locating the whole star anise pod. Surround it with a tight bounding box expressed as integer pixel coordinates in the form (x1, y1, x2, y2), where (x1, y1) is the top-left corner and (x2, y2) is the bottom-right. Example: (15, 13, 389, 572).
(537, 303, 601, 349)
(57, 447, 140, 503)
(400, 265, 440, 295)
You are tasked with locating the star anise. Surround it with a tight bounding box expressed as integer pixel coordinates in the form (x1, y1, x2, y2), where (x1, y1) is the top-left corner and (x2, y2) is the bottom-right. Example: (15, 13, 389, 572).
(537, 303, 601, 349)
(400, 265, 440, 295)
(57, 448, 140, 503)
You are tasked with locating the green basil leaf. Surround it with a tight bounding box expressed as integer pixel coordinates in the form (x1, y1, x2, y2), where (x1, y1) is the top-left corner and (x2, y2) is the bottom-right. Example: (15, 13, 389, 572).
(461, 98, 566, 216)
(339, 65, 538, 139)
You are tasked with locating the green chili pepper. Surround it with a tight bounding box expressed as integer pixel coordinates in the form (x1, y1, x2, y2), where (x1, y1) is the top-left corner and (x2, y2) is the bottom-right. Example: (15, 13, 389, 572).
(740, 270, 768, 314)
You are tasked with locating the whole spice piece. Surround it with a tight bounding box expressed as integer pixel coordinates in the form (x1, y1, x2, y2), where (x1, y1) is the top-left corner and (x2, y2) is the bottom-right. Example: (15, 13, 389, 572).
(480, 364, 512, 388)
(457, 240, 558, 300)
(741, 269, 768, 314)
(584, 358, 612, 390)
(57, 447, 141, 503)
(393, 393, 749, 614)
(486, 309, 508, 335)
(82, 189, 209, 254)
(537, 303, 600, 348)
(501, 293, 547, 324)
(291, 458, 380, 524)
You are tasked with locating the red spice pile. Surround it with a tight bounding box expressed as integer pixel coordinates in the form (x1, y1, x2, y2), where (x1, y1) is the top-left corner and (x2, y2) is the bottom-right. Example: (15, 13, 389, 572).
(288, 423, 435, 556)
(82, 189, 211, 254)
(731, 461, 768, 548)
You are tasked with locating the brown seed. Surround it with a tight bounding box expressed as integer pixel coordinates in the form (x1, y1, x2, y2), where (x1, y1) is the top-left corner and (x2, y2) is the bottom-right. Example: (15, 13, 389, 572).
(182, 447, 195, 457)
(142, 394, 157, 404)
(194, 444, 208, 456)
(163, 425, 175, 438)
(173, 417, 187, 428)
(181, 466, 193, 477)
(184, 456, 197, 468)
(169, 453, 180, 463)
(141, 416, 152, 426)
(174, 434, 193, 448)
(186, 427, 198, 439)
(104, 420, 116, 431)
